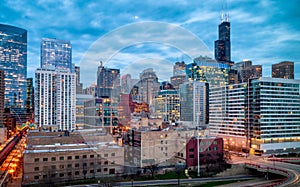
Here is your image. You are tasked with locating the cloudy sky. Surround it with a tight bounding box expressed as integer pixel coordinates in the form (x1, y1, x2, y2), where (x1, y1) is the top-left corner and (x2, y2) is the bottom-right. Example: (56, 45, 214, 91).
(1, 0, 300, 86)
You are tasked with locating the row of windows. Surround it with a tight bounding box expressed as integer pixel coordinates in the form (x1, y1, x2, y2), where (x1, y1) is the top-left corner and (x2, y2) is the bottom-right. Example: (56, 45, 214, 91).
(34, 153, 116, 162)
(33, 168, 115, 180)
(34, 161, 114, 171)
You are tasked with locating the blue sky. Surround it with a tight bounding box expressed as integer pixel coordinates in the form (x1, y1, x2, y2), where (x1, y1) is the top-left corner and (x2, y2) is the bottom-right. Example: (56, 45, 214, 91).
(1, 0, 300, 86)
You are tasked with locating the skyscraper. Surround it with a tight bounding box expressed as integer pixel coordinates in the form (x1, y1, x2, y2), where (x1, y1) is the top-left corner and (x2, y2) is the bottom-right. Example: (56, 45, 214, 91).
(97, 62, 120, 99)
(41, 38, 72, 71)
(35, 38, 76, 130)
(170, 61, 186, 90)
(135, 68, 160, 105)
(0, 24, 27, 108)
(75, 66, 83, 94)
(209, 77, 300, 154)
(35, 68, 76, 130)
(272, 61, 294, 79)
(214, 15, 231, 64)
(180, 81, 209, 128)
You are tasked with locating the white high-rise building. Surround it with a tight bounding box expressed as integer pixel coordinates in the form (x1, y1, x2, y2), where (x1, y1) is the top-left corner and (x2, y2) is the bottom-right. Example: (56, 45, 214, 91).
(35, 68, 76, 130)
(209, 77, 300, 154)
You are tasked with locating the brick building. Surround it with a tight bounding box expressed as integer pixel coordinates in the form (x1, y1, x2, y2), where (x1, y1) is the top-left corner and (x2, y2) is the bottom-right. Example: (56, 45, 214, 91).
(23, 130, 124, 186)
(186, 137, 223, 169)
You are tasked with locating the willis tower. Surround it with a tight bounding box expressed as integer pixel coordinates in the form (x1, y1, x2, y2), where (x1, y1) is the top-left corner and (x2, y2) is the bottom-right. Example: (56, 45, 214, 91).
(214, 11, 231, 65)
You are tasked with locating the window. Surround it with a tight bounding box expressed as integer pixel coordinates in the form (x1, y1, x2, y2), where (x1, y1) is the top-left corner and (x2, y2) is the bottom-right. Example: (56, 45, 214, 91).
(111, 153, 115, 157)
(59, 173, 64, 177)
(161, 140, 163, 144)
(189, 154, 194, 158)
(34, 176, 39, 180)
(200, 142, 204, 146)
(67, 164, 72, 168)
(90, 162, 94, 166)
(206, 147, 211, 151)
(90, 155, 94, 158)
(67, 156, 72, 160)
(43, 158, 48, 162)
(83, 155, 87, 159)
(59, 165, 64, 169)
(75, 163, 79, 168)
(213, 147, 218, 151)
(75, 155, 80, 159)
(104, 153, 108, 157)
(51, 157, 56, 161)
(67, 172, 72, 176)
(104, 168, 108, 172)
(97, 169, 101, 172)
(98, 154, 101, 158)
(51, 165, 56, 170)
(213, 141, 218, 145)
(34, 158, 39, 162)
(83, 163, 87, 167)
(206, 141, 210, 145)
(104, 161, 108, 165)
(59, 156, 64, 161)
(34, 167, 39, 171)
(43, 175, 47, 179)
(43, 166, 48, 170)
(90, 169, 94, 173)
(189, 148, 194, 152)
(75, 171, 80, 175)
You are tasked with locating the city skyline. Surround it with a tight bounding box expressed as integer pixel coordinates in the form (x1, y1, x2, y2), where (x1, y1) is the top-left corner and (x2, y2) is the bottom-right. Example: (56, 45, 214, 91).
(1, 0, 300, 86)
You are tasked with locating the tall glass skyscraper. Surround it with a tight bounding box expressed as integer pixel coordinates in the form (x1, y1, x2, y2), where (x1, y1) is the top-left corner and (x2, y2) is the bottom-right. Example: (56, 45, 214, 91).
(41, 38, 72, 71)
(0, 24, 27, 108)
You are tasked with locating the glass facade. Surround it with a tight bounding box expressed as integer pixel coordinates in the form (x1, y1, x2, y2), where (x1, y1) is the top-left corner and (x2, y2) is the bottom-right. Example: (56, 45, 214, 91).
(152, 90, 180, 122)
(250, 77, 300, 153)
(41, 38, 72, 71)
(209, 77, 300, 153)
(180, 81, 209, 127)
(272, 61, 294, 79)
(0, 24, 27, 108)
(186, 57, 229, 88)
(214, 21, 230, 63)
(97, 64, 120, 100)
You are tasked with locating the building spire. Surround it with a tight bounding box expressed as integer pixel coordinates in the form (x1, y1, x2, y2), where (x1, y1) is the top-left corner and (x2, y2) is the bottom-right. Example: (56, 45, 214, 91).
(221, 0, 229, 22)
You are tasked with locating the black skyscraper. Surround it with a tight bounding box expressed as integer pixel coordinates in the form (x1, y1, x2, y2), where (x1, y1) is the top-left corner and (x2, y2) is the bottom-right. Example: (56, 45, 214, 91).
(214, 18, 231, 64)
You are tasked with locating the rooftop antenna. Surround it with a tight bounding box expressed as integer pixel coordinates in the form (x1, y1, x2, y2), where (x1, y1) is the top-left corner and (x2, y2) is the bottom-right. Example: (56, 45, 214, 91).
(221, 0, 229, 22)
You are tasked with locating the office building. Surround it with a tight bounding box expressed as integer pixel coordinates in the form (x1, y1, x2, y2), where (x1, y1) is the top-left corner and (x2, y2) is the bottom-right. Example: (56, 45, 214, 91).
(23, 130, 124, 186)
(0, 24, 27, 108)
(135, 68, 160, 105)
(170, 61, 186, 90)
(209, 77, 300, 154)
(97, 62, 120, 100)
(214, 14, 231, 64)
(232, 60, 262, 83)
(209, 83, 248, 151)
(41, 38, 72, 71)
(186, 56, 229, 88)
(26, 78, 34, 121)
(126, 128, 195, 168)
(76, 94, 94, 130)
(35, 68, 76, 131)
(152, 90, 180, 122)
(75, 66, 83, 94)
(180, 81, 209, 128)
(121, 74, 132, 94)
(84, 97, 118, 132)
(83, 83, 97, 97)
(272, 61, 294, 79)
(249, 77, 300, 154)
